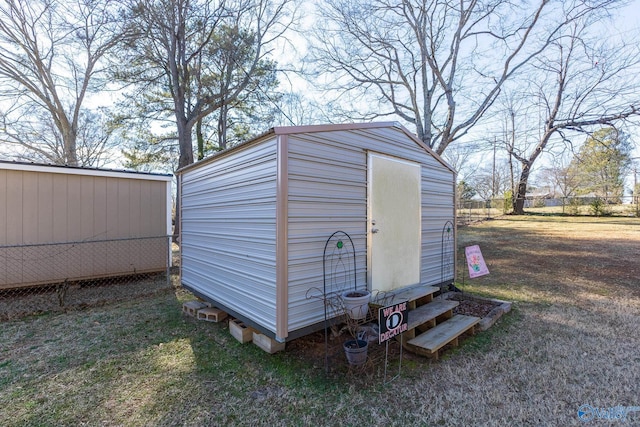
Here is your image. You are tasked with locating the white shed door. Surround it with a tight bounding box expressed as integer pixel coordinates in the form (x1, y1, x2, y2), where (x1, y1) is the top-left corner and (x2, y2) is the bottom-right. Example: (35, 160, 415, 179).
(368, 153, 421, 293)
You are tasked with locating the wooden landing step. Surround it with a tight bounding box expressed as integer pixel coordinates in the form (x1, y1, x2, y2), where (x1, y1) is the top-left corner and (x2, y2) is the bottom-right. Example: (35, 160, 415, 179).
(383, 285, 439, 303)
(406, 299, 459, 330)
(407, 314, 481, 360)
(374, 285, 439, 310)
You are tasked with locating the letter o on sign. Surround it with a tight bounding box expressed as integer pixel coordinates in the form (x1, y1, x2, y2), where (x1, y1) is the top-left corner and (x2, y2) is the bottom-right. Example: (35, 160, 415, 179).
(386, 311, 403, 330)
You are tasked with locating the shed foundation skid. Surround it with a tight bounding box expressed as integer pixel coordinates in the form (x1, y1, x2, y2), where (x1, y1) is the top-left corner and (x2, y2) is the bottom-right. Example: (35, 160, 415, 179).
(229, 318, 257, 344)
(197, 307, 228, 323)
(253, 332, 286, 354)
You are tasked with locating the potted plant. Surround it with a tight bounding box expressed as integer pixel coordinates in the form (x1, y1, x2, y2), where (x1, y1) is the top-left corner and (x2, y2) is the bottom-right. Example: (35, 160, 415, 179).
(341, 289, 371, 320)
(340, 290, 372, 366)
(343, 335, 368, 366)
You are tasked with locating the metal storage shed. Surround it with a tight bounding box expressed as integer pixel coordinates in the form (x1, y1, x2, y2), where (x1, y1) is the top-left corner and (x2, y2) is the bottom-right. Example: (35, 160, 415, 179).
(178, 122, 456, 343)
(0, 161, 172, 290)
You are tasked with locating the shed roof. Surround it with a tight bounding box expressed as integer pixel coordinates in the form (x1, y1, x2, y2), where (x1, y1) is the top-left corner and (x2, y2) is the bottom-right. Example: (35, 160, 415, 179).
(177, 122, 454, 174)
(0, 160, 172, 181)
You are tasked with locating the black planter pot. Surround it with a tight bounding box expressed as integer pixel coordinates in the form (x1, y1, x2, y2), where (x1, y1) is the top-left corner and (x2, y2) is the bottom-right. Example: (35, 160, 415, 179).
(343, 339, 368, 365)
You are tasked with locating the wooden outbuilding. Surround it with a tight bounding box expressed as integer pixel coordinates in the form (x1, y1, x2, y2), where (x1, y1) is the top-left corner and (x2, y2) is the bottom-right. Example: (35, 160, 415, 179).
(0, 161, 172, 289)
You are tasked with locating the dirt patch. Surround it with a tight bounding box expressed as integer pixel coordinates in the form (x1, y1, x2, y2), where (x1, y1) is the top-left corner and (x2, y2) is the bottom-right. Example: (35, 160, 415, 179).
(0, 273, 174, 321)
(0, 246, 180, 321)
(445, 292, 512, 331)
(449, 292, 501, 318)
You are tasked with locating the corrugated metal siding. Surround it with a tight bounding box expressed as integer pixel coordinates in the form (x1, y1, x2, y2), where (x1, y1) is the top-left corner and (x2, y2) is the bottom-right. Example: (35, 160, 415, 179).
(180, 139, 279, 334)
(286, 127, 455, 332)
(420, 165, 456, 285)
(286, 135, 368, 331)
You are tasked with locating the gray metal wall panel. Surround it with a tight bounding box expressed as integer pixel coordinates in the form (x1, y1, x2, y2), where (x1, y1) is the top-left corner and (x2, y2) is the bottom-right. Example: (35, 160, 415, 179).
(286, 127, 455, 332)
(286, 135, 368, 331)
(420, 163, 456, 285)
(180, 139, 278, 333)
(180, 125, 455, 337)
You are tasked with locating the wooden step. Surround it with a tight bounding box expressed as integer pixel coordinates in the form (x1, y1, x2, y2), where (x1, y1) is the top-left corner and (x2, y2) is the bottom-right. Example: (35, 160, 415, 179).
(374, 285, 439, 308)
(406, 299, 459, 330)
(407, 314, 481, 360)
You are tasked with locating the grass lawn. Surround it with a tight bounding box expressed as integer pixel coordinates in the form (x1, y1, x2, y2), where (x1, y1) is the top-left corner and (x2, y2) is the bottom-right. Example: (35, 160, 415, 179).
(1, 216, 638, 426)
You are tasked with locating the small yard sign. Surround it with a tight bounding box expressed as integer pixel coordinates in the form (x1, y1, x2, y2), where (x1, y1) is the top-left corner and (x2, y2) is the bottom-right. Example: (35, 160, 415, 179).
(465, 245, 490, 278)
(378, 301, 408, 344)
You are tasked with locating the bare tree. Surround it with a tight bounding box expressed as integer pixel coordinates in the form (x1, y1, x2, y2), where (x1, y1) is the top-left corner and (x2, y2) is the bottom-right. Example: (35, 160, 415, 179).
(116, 0, 295, 240)
(540, 158, 581, 200)
(308, 0, 619, 155)
(470, 161, 512, 201)
(507, 17, 640, 214)
(117, 0, 295, 171)
(274, 91, 331, 127)
(441, 141, 484, 184)
(0, 0, 124, 166)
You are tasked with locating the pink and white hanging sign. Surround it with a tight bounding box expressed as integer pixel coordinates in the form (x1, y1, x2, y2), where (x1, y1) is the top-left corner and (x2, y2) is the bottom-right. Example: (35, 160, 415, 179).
(465, 245, 490, 278)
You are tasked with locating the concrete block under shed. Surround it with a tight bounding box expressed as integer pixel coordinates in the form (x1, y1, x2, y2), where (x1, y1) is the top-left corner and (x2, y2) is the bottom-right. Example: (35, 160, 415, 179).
(229, 318, 256, 343)
(252, 331, 285, 354)
(197, 307, 228, 323)
(182, 300, 210, 317)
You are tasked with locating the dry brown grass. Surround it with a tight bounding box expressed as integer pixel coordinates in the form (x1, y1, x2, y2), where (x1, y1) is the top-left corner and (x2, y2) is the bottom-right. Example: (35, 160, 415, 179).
(0, 216, 638, 426)
(447, 216, 640, 425)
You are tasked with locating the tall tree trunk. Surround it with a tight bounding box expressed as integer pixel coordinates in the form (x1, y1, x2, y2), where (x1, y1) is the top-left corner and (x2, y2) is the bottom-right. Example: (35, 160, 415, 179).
(59, 115, 79, 166)
(217, 104, 228, 150)
(177, 120, 194, 170)
(64, 134, 78, 166)
(196, 118, 205, 160)
(511, 133, 551, 215)
(513, 163, 531, 215)
(508, 150, 515, 212)
(174, 119, 194, 243)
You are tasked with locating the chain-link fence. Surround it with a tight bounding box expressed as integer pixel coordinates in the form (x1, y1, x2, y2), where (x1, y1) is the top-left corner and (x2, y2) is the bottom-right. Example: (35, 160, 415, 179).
(530, 195, 640, 216)
(457, 199, 509, 224)
(458, 195, 640, 224)
(0, 236, 174, 320)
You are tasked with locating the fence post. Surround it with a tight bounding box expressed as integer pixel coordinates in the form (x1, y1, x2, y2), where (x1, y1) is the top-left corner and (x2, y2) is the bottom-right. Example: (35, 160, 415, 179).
(166, 235, 172, 288)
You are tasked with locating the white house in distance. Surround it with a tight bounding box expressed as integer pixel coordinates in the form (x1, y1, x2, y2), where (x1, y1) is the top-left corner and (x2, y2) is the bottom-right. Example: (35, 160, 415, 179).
(177, 122, 457, 344)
